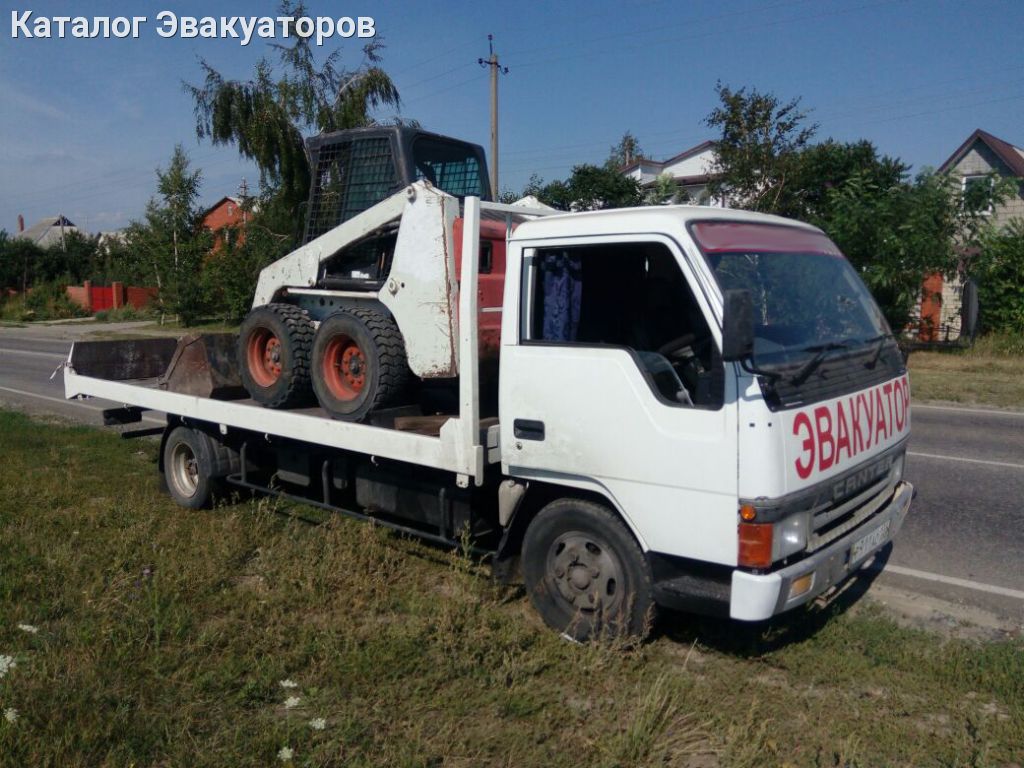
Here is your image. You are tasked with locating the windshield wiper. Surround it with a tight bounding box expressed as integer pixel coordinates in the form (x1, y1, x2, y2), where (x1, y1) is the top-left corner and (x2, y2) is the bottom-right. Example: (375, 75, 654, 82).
(863, 332, 896, 369)
(790, 341, 851, 386)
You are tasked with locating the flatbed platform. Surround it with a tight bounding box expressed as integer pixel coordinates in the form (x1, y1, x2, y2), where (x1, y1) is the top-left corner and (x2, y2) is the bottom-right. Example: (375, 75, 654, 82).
(63, 360, 499, 484)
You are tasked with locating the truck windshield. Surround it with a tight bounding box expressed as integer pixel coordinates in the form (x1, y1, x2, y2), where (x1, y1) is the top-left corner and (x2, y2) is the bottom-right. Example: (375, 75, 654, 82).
(412, 137, 487, 198)
(692, 221, 890, 371)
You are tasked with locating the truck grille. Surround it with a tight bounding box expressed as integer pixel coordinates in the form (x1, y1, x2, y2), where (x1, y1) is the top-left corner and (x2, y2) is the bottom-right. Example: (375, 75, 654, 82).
(807, 475, 898, 552)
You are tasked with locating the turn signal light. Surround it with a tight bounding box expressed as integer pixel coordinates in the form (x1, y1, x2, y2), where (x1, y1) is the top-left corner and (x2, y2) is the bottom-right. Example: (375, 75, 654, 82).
(739, 504, 757, 522)
(789, 573, 814, 599)
(738, 522, 773, 568)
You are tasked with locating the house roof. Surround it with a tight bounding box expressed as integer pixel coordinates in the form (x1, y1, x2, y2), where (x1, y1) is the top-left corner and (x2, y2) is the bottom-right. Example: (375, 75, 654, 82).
(938, 129, 1024, 177)
(201, 196, 244, 218)
(620, 140, 717, 175)
(15, 215, 80, 248)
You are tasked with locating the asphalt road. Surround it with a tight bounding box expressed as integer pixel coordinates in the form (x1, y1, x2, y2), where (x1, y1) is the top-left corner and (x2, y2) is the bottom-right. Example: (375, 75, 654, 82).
(883, 404, 1024, 621)
(0, 324, 166, 426)
(1, 324, 1022, 625)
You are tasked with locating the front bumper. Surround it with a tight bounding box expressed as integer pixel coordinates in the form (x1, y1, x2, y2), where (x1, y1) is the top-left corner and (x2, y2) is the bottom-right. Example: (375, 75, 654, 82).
(729, 481, 913, 621)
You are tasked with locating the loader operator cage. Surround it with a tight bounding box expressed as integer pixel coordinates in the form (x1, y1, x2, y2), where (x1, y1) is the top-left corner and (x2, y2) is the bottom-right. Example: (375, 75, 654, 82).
(302, 126, 491, 244)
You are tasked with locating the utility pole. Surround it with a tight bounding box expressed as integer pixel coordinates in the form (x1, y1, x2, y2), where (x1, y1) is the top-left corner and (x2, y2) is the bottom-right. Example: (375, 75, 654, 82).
(478, 35, 508, 200)
(238, 178, 250, 224)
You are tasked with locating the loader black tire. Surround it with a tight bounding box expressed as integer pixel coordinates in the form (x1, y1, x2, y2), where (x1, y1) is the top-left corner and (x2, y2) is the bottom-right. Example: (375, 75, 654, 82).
(311, 308, 411, 422)
(238, 303, 314, 409)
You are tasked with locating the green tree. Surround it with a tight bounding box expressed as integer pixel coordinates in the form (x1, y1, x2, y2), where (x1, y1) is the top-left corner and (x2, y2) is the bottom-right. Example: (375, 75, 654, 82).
(0, 238, 44, 293)
(705, 82, 818, 212)
(37, 231, 98, 285)
(186, 1, 401, 219)
(823, 170, 1005, 331)
(607, 131, 644, 169)
(974, 220, 1024, 334)
(202, 193, 296, 322)
(530, 165, 642, 211)
(643, 172, 688, 206)
(785, 140, 907, 222)
(703, 83, 1010, 331)
(126, 146, 211, 325)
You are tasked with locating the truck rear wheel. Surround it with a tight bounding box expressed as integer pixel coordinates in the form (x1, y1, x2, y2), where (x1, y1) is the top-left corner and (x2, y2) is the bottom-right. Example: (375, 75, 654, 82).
(239, 303, 314, 408)
(311, 308, 410, 422)
(161, 426, 237, 509)
(522, 499, 655, 642)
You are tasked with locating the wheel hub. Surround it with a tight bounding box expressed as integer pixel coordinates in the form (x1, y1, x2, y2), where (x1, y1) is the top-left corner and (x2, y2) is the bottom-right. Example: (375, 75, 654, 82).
(247, 328, 284, 387)
(170, 442, 199, 498)
(322, 334, 368, 402)
(549, 535, 620, 612)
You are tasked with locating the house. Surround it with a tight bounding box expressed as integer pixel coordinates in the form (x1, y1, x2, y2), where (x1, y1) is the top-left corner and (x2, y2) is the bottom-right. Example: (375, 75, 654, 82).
(937, 128, 1024, 223)
(620, 141, 726, 205)
(201, 196, 249, 250)
(916, 129, 1024, 341)
(13, 215, 81, 248)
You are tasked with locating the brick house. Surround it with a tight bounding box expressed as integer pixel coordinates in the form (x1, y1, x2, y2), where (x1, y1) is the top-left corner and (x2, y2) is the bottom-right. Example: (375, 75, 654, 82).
(201, 196, 249, 251)
(915, 129, 1024, 341)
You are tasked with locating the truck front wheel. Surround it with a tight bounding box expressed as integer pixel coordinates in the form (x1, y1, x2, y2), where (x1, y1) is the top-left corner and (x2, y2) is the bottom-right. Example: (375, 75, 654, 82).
(522, 499, 655, 642)
(311, 308, 410, 422)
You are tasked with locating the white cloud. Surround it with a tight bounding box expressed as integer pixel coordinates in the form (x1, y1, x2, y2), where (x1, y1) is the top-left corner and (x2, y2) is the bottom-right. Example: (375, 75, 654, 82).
(0, 78, 70, 122)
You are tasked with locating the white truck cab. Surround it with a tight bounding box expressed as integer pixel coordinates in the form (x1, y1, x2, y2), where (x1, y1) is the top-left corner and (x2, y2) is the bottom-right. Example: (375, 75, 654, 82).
(498, 206, 911, 626)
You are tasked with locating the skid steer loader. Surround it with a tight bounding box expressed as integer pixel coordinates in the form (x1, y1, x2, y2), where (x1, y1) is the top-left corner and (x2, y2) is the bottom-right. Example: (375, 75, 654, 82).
(231, 125, 521, 422)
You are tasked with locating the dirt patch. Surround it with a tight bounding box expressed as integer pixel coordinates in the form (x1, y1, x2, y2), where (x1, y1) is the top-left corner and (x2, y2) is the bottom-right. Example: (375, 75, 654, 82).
(861, 582, 1022, 641)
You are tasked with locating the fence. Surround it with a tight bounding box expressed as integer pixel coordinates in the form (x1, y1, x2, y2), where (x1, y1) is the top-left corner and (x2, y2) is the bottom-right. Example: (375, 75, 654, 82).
(65, 281, 158, 313)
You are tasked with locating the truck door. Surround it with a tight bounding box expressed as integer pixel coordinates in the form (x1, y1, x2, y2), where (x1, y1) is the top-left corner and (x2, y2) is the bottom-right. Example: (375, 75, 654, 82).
(499, 236, 740, 565)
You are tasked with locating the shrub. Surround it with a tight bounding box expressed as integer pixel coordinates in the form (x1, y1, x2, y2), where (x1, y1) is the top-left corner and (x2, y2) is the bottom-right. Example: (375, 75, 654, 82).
(975, 220, 1024, 336)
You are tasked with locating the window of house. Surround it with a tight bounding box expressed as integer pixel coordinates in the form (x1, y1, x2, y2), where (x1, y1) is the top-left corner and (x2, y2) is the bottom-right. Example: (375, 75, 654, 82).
(524, 241, 723, 409)
(962, 174, 994, 214)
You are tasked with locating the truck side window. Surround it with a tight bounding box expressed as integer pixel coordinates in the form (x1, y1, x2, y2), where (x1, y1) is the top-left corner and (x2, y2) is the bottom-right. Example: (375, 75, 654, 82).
(527, 243, 723, 409)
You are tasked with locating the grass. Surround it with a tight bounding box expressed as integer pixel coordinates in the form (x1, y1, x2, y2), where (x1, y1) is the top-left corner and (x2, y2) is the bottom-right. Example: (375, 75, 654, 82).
(93, 306, 155, 323)
(909, 333, 1024, 409)
(1, 409, 1022, 767)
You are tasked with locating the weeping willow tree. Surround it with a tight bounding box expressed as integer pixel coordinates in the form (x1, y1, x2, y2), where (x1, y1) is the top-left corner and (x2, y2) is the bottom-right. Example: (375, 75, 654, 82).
(185, 1, 401, 217)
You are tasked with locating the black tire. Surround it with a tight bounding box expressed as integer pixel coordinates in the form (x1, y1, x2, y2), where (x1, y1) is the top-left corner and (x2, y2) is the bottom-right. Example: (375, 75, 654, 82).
(238, 303, 314, 408)
(522, 499, 655, 642)
(161, 426, 236, 509)
(311, 308, 411, 422)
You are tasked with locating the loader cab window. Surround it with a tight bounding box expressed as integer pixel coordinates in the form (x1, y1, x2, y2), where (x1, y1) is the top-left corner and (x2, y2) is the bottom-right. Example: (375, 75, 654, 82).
(304, 137, 399, 242)
(525, 242, 723, 409)
(412, 137, 488, 199)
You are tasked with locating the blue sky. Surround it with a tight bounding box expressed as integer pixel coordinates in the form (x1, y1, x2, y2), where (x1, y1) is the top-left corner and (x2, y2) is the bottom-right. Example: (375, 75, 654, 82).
(1, 0, 1022, 233)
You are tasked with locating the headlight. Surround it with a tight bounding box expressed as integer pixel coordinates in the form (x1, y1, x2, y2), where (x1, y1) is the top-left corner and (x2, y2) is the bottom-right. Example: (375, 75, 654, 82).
(891, 454, 905, 484)
(773, 513, 810, 560)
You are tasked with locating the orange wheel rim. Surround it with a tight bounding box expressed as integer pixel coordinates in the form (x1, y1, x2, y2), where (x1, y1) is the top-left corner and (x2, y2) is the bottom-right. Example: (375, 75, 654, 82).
(247, 328, 283, 387)
(322, 334, 367, 401)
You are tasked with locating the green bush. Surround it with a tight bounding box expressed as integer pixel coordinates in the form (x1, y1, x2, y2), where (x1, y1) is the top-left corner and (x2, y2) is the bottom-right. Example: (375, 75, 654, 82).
(975, 220, 1024, 336)
(6, 282, 92, 322)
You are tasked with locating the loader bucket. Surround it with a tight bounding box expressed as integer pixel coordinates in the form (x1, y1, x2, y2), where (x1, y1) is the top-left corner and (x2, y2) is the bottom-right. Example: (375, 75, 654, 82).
(159, 333, 246, 400)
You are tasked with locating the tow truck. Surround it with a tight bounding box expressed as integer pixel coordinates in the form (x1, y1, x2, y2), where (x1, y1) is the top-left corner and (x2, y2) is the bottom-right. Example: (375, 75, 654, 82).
(62, 126, 912, 640)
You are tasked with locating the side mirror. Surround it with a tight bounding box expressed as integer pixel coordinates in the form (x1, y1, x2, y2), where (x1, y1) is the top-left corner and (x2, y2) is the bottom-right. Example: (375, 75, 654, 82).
(721, 289, 754, 362)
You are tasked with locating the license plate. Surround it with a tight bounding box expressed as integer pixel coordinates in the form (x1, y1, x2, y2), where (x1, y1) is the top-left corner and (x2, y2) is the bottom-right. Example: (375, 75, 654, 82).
(850, 520, 891, 563)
